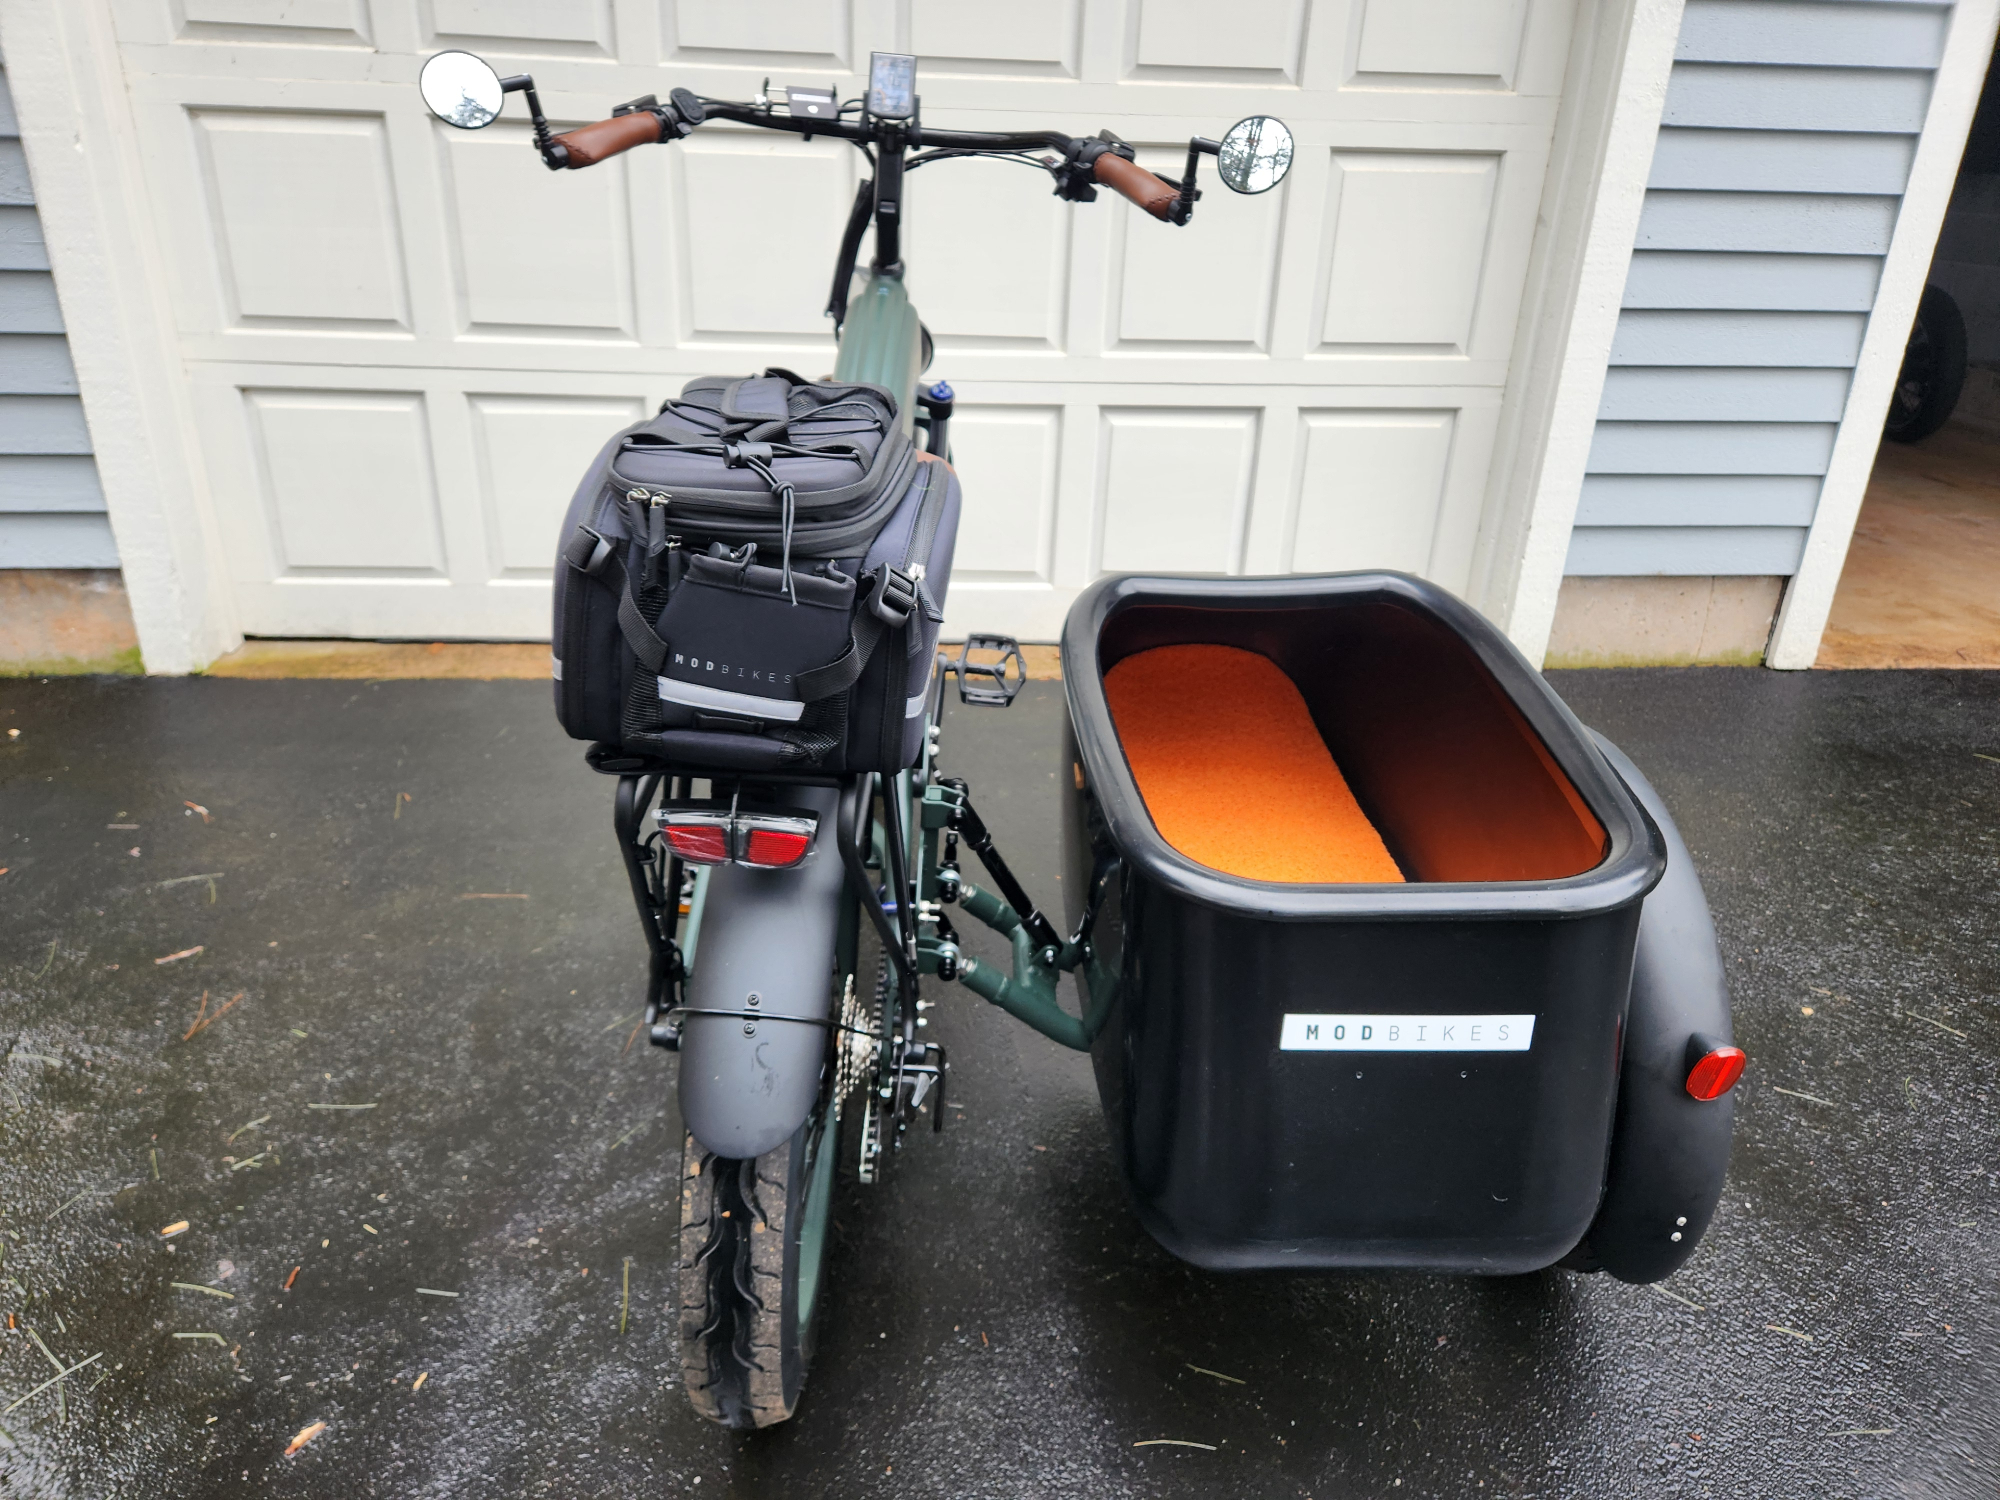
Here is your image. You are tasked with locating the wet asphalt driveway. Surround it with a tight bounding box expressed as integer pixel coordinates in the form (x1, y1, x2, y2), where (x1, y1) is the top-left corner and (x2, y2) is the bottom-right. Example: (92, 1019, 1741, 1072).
(0, 667, 1995, 1499)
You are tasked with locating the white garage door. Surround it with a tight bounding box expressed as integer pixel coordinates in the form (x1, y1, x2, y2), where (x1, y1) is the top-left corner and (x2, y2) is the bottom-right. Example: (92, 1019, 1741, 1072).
(108, 0, 1576, 642)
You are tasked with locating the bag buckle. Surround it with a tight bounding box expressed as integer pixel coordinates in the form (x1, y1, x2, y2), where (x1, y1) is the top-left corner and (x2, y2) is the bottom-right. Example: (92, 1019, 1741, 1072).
(566, 525, 615, 577)
(867, 565, 918, 627)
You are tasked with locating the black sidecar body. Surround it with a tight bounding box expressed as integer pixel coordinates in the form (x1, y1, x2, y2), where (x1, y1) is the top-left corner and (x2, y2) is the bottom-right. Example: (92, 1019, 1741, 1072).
(1058, 572, 1737, 1282)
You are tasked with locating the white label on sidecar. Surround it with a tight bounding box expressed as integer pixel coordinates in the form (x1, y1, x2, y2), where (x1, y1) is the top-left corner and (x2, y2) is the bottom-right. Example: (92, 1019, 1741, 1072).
(1279, 1014, 1535, 1052)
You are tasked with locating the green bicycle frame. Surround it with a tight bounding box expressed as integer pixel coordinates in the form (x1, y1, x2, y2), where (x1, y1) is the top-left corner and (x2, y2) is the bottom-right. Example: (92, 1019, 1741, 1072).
(827, 279, 1111, 1053)
(832, 271, 925, 433)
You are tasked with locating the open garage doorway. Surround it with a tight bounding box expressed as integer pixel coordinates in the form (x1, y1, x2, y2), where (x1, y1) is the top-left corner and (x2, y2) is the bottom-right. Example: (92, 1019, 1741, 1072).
(1821, 35, 2000, 668)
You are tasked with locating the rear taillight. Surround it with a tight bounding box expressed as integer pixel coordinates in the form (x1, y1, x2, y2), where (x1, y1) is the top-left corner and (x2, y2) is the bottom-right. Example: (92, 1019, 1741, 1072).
(655, 806, 817, 869)
(661, 816, 731, 866)
(1684, 1034, 1746, 1101)
(740, 820, 815, 868)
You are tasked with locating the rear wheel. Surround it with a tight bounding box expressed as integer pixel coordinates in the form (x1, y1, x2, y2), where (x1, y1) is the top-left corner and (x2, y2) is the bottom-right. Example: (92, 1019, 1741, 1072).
(678, 1100, 839, 1428)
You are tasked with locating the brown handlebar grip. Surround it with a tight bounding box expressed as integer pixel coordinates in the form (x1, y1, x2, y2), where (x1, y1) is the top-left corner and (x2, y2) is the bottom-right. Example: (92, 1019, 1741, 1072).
(1093, 151, 1179, 221)
(551, 111, 662, 169)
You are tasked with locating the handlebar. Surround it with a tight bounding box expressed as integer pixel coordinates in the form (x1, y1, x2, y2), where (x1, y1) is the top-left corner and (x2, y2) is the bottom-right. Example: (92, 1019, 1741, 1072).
(1091, 152, 1179, 222)
(534, 88, 1193, 229)
(552, 110, 665, 168)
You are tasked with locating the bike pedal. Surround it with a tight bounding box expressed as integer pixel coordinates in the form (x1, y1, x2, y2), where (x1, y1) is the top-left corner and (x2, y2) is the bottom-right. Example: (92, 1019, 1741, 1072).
(950, 634, 1027, 707)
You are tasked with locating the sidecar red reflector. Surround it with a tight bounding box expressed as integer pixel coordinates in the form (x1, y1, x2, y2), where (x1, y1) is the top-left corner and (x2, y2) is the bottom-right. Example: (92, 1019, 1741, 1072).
(663, 822, 730, 865)
(1685, 1045, 1746, 1101)
(742, 825, 813, 868)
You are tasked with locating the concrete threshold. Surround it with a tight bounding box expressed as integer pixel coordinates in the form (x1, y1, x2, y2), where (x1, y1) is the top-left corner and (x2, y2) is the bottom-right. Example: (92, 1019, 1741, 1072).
(205, 639, 1065, 680)
(205, 640, 553, 679)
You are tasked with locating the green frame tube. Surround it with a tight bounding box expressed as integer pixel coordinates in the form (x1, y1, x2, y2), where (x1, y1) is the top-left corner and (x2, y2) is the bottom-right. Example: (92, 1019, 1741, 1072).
(833, 271, 924, 432)
(834, 288, 1112, 1053)
(949, 881, 1115, 1052)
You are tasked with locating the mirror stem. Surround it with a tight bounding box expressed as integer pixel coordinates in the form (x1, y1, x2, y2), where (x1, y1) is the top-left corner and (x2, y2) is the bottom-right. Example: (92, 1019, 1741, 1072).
(1173, 137, 1219, 227)
(501, 73, 568, 170)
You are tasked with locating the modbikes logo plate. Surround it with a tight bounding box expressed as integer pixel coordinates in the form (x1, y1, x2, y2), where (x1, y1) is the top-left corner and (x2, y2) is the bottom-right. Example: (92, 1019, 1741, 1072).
(1278, 1014, 1535, 1052)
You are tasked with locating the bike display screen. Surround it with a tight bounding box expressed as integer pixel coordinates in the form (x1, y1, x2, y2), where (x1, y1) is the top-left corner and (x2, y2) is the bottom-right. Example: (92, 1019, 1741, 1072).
(867, 51, 916, 119)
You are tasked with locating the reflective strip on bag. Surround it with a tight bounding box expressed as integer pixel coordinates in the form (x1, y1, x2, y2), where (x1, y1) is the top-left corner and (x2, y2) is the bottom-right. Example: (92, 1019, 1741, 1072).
(657, 675, 807, 723)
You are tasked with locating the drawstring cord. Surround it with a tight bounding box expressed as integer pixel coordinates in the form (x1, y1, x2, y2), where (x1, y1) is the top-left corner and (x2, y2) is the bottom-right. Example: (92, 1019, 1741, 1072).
(741, 453, 797, 605)
(614, 391, 889, 607)
(778, 481, 797, 605)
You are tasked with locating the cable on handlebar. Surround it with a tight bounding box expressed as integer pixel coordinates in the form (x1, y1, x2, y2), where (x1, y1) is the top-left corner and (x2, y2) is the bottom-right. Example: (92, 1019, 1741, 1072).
(826, 177, 876, 330)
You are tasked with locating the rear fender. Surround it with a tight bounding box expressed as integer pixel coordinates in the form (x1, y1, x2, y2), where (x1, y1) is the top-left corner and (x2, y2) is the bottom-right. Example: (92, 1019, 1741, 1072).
(676, 783, 845, 1160)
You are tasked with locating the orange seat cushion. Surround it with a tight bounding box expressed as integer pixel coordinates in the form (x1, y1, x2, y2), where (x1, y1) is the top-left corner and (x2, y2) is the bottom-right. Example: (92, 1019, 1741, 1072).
(1102, 644, 1404, 884)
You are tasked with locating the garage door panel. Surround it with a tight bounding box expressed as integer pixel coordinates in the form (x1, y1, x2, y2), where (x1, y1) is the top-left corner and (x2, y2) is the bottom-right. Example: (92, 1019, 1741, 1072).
(425, 0, 618, 58)
(1351, 0, 1531, 89)
(1289, 408, 1455, 573)
(170, 0, 373, 47)
(905, 160, 1070, 348)
(1098, 408, 1257, 573)
(470, 394, 645, 575)
(1127, 0, 1308, 82)
(113, 0, 1577, 640)
(1317, 151, 1496, 352)
(675, 132, 855, 340)
(912, 0, 1082, 78)
(195, 111, 410, 331)
(1112, 147, 1285, 350)
(946, 406, 1062, 583)
(245, 389, 445, 574)
(441, 121, 637, 338)
(668, 0, 852, 68)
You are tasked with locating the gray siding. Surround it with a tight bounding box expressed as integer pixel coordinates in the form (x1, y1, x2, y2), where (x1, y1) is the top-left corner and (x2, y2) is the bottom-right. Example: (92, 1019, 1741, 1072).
(1568, 0, 1952, 577)
(0, 63, 113, 569)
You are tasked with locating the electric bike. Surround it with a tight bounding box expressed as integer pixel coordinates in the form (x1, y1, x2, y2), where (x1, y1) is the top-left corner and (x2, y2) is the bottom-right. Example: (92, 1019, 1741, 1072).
(421, 49, 1743, 1435)
(422, 46, 1295, 1429)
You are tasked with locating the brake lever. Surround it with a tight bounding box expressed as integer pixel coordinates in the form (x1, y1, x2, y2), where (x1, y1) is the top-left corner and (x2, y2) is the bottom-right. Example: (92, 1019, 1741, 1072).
(1052, 133, 1132, 204)
(612, 87, 706, 142)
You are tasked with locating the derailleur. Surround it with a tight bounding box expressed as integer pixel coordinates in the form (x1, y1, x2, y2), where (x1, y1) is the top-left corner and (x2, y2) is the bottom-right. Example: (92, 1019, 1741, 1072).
(858, 1032, 948, 1185)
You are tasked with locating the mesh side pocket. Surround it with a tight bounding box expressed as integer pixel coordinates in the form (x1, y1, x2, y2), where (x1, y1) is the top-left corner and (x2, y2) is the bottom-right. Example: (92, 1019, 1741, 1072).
(779, 694, 849, 768)
(617, 561, 675, 744)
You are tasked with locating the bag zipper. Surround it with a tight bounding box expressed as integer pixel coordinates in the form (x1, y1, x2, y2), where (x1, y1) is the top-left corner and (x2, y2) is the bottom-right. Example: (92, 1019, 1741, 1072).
(608, 449, 916, 559)
(904, 464, 946, 570)
(869, 463, 949, 765)
(608, 430, 914, 521)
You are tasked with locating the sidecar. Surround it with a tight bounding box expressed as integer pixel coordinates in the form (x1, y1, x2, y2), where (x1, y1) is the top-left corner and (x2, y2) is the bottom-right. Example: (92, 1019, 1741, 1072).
(1056, 572, 1741, 1283)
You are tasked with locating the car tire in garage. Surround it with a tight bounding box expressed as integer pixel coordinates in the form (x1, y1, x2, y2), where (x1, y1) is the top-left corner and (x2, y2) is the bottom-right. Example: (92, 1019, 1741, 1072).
(1884, 284, 1968, 444)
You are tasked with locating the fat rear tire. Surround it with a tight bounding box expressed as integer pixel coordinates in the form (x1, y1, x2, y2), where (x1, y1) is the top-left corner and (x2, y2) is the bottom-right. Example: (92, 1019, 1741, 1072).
(678, 1109, 836, 1428)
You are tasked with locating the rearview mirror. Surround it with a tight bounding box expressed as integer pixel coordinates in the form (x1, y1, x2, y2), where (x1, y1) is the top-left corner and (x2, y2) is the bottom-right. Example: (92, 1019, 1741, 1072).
(421, 50, 504, 130)
(1216, 116, 1293, 195)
